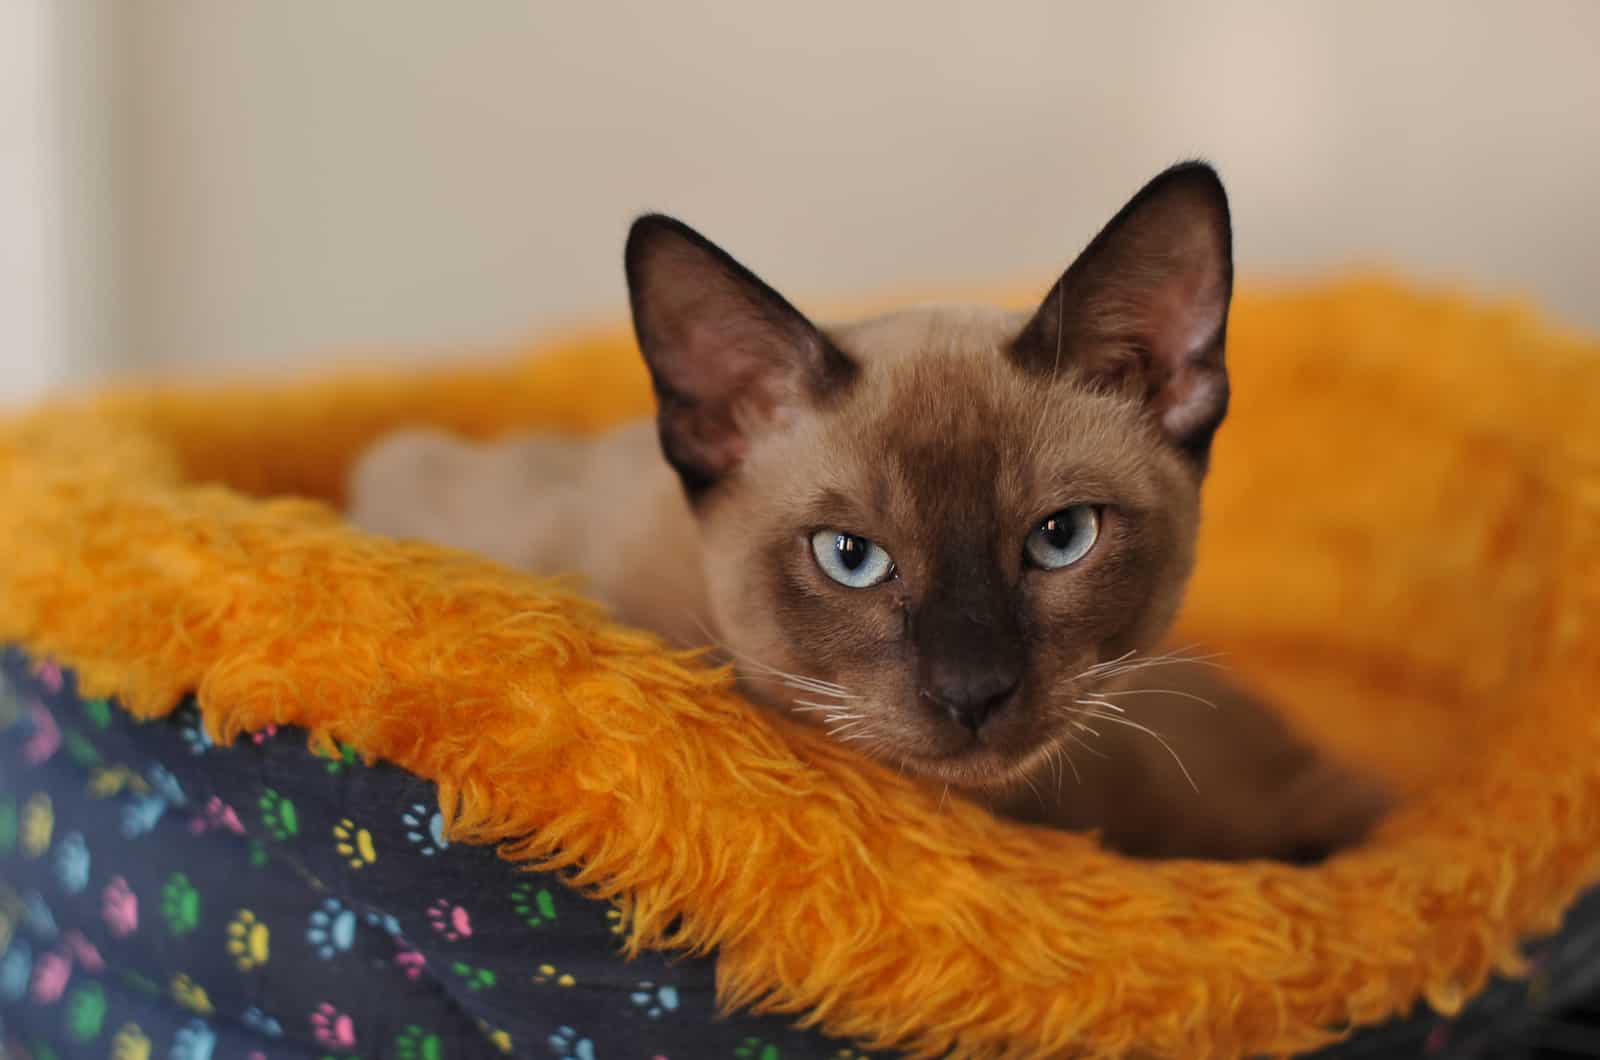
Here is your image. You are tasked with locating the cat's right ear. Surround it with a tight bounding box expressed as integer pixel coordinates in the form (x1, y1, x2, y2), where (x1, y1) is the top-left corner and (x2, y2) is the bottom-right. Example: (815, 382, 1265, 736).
(625, 215, 857, 498)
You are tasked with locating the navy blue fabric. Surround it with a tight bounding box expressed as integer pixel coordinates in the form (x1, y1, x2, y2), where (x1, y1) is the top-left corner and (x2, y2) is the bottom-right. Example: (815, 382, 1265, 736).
(0, 648, 877, 1060)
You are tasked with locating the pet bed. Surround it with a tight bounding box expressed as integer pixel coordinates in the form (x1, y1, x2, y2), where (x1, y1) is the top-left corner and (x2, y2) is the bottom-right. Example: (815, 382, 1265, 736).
(0, 276, 1597, 1060)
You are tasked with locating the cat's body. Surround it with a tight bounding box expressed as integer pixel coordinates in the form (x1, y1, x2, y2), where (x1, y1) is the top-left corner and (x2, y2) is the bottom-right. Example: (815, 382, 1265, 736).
(348, 164, 1392, 861)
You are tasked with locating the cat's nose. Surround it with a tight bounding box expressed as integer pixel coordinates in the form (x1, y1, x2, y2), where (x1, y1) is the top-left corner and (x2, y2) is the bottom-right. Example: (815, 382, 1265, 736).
(923, 663, 1020, 734)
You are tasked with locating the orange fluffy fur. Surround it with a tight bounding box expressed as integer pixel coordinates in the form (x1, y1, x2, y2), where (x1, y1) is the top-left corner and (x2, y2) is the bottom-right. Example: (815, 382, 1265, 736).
(0, 276, 1597, 1059)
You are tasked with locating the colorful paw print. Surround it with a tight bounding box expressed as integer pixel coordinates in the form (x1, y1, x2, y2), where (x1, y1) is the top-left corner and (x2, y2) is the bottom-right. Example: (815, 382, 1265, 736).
(21, 791, 53, 857)
(365, 910, 402, 936)
(226, 910, 270, 971)
(547, 1026, 596, 1060)
(605, 906, 626, 936)
(31, 947, 73, 1002)
(170, 1017, 217, 1060)
(0, 794, 17, 856)
(120, 794, 166, 839)
(171, 973, 213, 1016)
(451, 961, 497, 992)
(189, 796, 243, 836)
(52, 831, 90, 894)
(24, 890, 57, 938)
(533, 962, 575, 987)
(59, 726, 102, 771)
(64, 981, 107, 1042)
(81, 696, 112, 730)
(109, 1022, 152, 1060)
(258, 789, 299, 840)
(241, 1006, 283, 1038)
(101, 877, 138, 938)
(175, 707, 214, 756)
(333, 818, 377, 869)
(310, 1002, 357, 1049)
(394, 1025, 444, 1060)
(629, 979, 680, 1019)
(478, 1021, 513, 1055)
(510, 881, 558, 928)
(734, 1038, 781, 1060)
(22, 703, 61, 765)
(402, 803, 449, 856)
(395, 944, 426, 981)
(321, 741, 359, 774)
(426, 899, 471, 941)
(161, 873, 201, 936)
(31, 658, 64, 692)
(87, 765, 142, 799)
(306, 897, 357, 960)
(145, 764, 186, 807)
(0, 938, 32, 1002)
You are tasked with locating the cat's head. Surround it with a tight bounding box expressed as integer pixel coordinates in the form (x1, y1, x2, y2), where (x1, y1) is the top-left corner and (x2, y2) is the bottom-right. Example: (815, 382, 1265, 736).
(624, 162, 1232, 793)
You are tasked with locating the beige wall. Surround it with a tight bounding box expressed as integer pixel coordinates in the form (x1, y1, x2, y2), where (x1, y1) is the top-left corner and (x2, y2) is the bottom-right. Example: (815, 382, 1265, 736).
(14, 2, 1600, 397)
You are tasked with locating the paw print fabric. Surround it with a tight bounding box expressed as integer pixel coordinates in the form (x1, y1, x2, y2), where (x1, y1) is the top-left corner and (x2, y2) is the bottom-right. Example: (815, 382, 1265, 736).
(0, 647, 882, 1059)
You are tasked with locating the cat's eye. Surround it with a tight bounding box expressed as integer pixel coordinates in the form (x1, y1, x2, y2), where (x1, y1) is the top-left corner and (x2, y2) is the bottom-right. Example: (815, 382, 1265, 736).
(1024, 505, 1101, 570)
(810, 529, 895, 589)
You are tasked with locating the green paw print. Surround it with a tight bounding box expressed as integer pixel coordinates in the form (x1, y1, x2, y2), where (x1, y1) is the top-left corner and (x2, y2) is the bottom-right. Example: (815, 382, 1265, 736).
(322, 742, 359, 775)
(451, 962, 497, 992)
(0, 795, 17, 856)
(65, 982, 107, 1043)
(161, 872, 201, 935)
(248, 841, 269, 868)
(82, 697, 113, 730)
(258, 788, 299, 840)
(510, 882, 557, 928)
(119, 970, 162, 998)
(393, 1025, 443, 1060)
(735, 1038, 780, 1060)
(61, 726, 101, 769)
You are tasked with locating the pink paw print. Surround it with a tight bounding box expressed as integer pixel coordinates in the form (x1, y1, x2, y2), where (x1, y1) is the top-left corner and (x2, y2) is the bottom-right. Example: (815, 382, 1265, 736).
(310, 1002, 357, 1049)
(64, 931, 103, 973)
(22, 703, 60, 766)
(32, 659, 64, 693)
(395, 945, 426, 981)
(30, 949, 71, 1003)
(426, 899, 471, 941)
(250, 724, 279, 746)
(102, 877, 138, 937)
(189, 797, 244, 836)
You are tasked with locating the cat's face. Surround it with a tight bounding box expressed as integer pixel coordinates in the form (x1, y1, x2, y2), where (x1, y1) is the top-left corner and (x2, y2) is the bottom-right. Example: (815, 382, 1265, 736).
(625, 163, 1232, 795)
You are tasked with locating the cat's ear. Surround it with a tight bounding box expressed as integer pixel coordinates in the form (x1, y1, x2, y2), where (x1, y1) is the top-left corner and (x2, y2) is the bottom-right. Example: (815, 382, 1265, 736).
(625, 214, 857, 496)
(1011, 161, 1234, 463)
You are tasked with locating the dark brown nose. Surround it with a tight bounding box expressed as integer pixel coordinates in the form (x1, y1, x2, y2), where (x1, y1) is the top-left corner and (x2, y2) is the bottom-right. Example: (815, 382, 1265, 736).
(922, 660, 1020, 734)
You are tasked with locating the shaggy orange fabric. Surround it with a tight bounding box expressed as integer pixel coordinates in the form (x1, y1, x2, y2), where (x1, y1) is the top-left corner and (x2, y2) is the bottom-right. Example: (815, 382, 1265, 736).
(0, 276, 1596, 1059)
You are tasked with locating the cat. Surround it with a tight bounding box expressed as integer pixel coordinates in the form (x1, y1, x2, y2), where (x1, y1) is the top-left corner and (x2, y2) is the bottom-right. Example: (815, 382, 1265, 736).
(348, 162, 1391, 862)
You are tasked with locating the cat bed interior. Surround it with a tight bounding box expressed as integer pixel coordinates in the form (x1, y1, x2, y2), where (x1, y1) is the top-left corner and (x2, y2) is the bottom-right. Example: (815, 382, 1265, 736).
(0, 275, 1597, 1059)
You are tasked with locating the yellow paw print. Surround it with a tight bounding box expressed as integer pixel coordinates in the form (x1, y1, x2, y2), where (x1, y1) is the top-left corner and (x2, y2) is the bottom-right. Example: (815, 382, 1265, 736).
(88, 766, 145, 799)
(20, 792, 53, 857)
(171, 973, 213, 1016)
(333, 818, 377, 869)
(605, 906, 626, 936)
(226, 909, 270, 971)
(532, 962, 575, 987)
(110, 1023, 152, 1060)
(477, 1021, 513, 1055)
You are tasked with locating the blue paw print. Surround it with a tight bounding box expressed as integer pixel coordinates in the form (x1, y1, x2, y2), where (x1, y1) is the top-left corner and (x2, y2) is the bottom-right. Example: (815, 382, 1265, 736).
(548, 1026, 596, 1060)
(307, 897, 358, 959)
(240, 1006, 283, 1038)
(171, 1016, 218, 1060)
(364, 910, 402, 936)
(53, 831, 90, 894)
(629, 979, 680, 1019)
(402, 803, 449, 856)
(175, 706, 213, 756)
(121, 793, 167, 838)
(0, 939, 31, 1002)
(23, 890, 57, 938)
(146, 763, 186, 806)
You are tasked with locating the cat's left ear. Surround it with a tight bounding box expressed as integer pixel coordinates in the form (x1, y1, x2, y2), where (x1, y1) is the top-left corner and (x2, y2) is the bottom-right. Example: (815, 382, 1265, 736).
(625, 214, 856, 497)
(1011, 161, 1234, 463)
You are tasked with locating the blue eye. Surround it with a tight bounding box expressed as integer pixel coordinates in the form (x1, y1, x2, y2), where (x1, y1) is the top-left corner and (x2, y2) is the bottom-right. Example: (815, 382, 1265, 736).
(810, 529, 895, 588)
(1024, 505, 1100, 569)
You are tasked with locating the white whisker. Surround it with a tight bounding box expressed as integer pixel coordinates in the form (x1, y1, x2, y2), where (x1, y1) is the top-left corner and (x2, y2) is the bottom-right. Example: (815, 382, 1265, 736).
(1074, 704, 1198, 793)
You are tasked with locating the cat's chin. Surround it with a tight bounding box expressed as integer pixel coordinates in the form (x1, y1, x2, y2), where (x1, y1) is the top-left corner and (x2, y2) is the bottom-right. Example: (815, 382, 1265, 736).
(896, 743, 1052, 794)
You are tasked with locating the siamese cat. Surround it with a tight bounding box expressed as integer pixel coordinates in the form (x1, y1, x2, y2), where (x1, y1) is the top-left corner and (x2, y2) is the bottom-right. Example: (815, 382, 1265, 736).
(349, 162, 1391, 861)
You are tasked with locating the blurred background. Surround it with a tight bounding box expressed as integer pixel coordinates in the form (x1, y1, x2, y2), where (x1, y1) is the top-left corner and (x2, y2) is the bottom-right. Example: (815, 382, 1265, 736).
(2, 1, 1597, 404)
